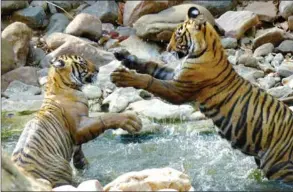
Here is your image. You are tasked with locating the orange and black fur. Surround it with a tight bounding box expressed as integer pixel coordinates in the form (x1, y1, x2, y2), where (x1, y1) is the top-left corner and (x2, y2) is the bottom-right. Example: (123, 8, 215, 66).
(111, 7, 293, 182)
(11, 55, 142, 187)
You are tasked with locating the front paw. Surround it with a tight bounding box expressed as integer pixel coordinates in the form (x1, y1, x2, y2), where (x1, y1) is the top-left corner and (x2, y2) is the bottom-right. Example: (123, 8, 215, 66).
(117, 112, 142, 134)
(110, 67, 139, 88)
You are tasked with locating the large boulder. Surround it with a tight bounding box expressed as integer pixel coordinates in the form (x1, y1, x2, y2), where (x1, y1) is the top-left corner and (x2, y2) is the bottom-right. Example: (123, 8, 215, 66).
(1, 38, 16, 74)
(64, 13, 102, 41)
(44, 13, 70, 39)
(104, 167, 193, 191)
(2, 22, 32, 67)
(133, 4, 215, 42)
(123, 1, 183, 26)
(244, 1, 277, 22)
(2, 95, 44, 113)
(12, 6, 47, 29)
(1, 1, 28, 15)
(1, 66, 39, 92)
(81, 1, 118, 24)
(279, 1, 293, 19)
(4, 80, 41, 98)
(215, 11, 259, 39)
(275, 40, 293, 54)
(40, 41, 114, 69)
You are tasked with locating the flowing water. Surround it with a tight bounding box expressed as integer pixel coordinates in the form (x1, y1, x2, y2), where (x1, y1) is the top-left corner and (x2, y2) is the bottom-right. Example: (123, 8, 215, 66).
(2, 120, 293, 191)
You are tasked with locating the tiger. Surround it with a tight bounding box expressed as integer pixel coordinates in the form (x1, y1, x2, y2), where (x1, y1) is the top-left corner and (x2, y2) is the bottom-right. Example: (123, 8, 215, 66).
(11, 54, 142, 187)
(110, 7, 293, 183)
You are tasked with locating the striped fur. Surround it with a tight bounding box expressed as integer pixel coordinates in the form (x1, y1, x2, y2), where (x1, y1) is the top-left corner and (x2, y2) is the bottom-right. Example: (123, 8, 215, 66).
(111, 7, 293, 182)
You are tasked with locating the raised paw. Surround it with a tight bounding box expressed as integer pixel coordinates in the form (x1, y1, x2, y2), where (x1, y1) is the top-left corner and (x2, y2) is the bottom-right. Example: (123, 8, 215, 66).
(110, 67, 143, 88)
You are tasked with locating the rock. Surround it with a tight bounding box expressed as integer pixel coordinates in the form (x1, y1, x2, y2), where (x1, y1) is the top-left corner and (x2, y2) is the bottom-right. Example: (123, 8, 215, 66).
(52, 185, 77, 191)
(228, 55, 237, 65)
(188, 111, 207, 121)
(4, 80, 41, 98)
(2, 22, 32, 67)
(274, 53, 284, 64)
(277, 60, 293, 77)
(102, 87, 143, 113)
(234, 64, 264, 84)
(104, 39, 120, 50)
(253, 43, 274, 57)
(265, 53, 274, 64)
(44, 13, 70, 39)
(28, 45, 46, 66)
(238, 54, 258, 68)
(258, 63, 275, 73)
(215, 11, 259, 39)
(133, 4, 215, 42)
(221, 37, 238, 49)
(289, 16, 293, 31)
(96, 60, 120, 90)
(103, 167, 192, 192)
(244, 1, 277, 22)
(81, 84, 102, 100)
(119, 35, 162, 62)
(116, 26, 136, 37)
(279, 1, 293, 19)
(12, 6, 46, 29)
(47, 1, 80, 11)
(257, 76, 276, 90)
(1, 38, 16, 74)
(252, 28, 293, 49)
(282, 75, 293, 88)
(81, 1, 118, 24)
(102, 23, 115, 33)
(30, 1, 48, 10)
(77, 180, 103, 191)
(65, 13, 102, 41)
(240, 37, 253, 46)
(2, 95, 43, 112)
(126, 99, 194, 121)
(45, 32, 98, 50)
(1, 66, 39, 92)
(267, 86, 293, 98)
(40, 40, 114, 69)
(1, 1, 28, 15)
(37, 68, 49, 86)
(123, 1, 182, 26)
(275, 40, 293, 54)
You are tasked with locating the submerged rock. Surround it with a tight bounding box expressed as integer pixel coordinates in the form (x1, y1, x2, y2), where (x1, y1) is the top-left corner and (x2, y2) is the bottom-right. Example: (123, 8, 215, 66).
(104, 167, 193, 191)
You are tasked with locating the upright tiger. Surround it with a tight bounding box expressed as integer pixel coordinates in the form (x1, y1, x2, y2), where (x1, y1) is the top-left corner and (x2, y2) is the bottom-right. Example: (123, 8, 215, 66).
(11, 55, 142, 187)
(111, 7, 293, 182)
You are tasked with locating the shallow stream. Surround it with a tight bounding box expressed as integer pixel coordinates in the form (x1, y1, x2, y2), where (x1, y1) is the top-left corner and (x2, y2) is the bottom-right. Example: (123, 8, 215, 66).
(2, 114, 293, 191)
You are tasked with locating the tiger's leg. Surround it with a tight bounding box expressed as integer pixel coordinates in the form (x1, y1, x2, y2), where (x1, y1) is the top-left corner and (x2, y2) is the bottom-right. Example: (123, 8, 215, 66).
(114, 49, 175, 80)
(73, 145, 88, 169)
(111, 68, 193, 104)
(266, 161, 293, 183)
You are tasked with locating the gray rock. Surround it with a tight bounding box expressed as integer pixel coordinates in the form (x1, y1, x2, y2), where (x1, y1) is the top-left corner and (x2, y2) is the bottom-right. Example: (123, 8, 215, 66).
(189, 0, 237, 16)
(282, 75, 293, 88)
(126, 99, 194, 121)
(244, 1, 277, 22)
(271, 60, 281, 68)
(12, 6, 47, 29)
(104, 39, 120, 50)
(37, 68, 49, 78)
(225, 49, 236, 56)
(253, 43, 274, 57)
(116, 26, 136, 37)
(1, 95, 43, 112)
(28, 45, 46, 66)
(234, 64, 264, 83)
(279, 1, 293, 19)
(215, 11, 259, 39)
(64, 13, 102, 41)
(102, 87, 143, 113)
(96, 60, 120, 90)
(274, 53, 284, 64)
(1, 66, 39, 92)
(102, 23, 115, 33)
(40, 40, 114, 69)
(221, 37, 238, 49)
(228, 55, 237, 65)
(1, 38, 16, 75)
(1, 1, 28, 15)
(258, 63, 276, 73)
(238, 54, 258, 68)
(133, 4, 215, 42)
(277, 60, 293, 77)
(1, 22, 32, 67)
(257, 76, 276, 90)
(275, 40, 293, 54)
(240, 37, 253, 46)
(81, 84, 102, 100)
(267, 86, 293, 98)
(30, 1, 48, 10)
(47, 1, 80, 11)
(4, 80, 41, 98)
(81, 1, 118, 24)
(44, 13, 70, 39)
(255, 56, 265, 63)
(265, 53, 274, 63)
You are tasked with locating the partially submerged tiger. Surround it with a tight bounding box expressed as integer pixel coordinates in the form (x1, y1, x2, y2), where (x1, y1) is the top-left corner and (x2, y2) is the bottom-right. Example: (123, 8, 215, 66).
(11, 55, 142, 187)
(111, 7, 293, 182)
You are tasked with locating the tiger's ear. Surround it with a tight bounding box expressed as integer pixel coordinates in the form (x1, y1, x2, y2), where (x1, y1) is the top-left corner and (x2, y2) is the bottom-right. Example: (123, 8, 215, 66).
(51, 59, 65, 69)
(188, 7, 200, 19)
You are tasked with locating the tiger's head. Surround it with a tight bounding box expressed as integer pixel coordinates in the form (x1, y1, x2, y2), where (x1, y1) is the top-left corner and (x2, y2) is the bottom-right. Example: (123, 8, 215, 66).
(167, 7, 212, 59)
(49, 55, 98, 90)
